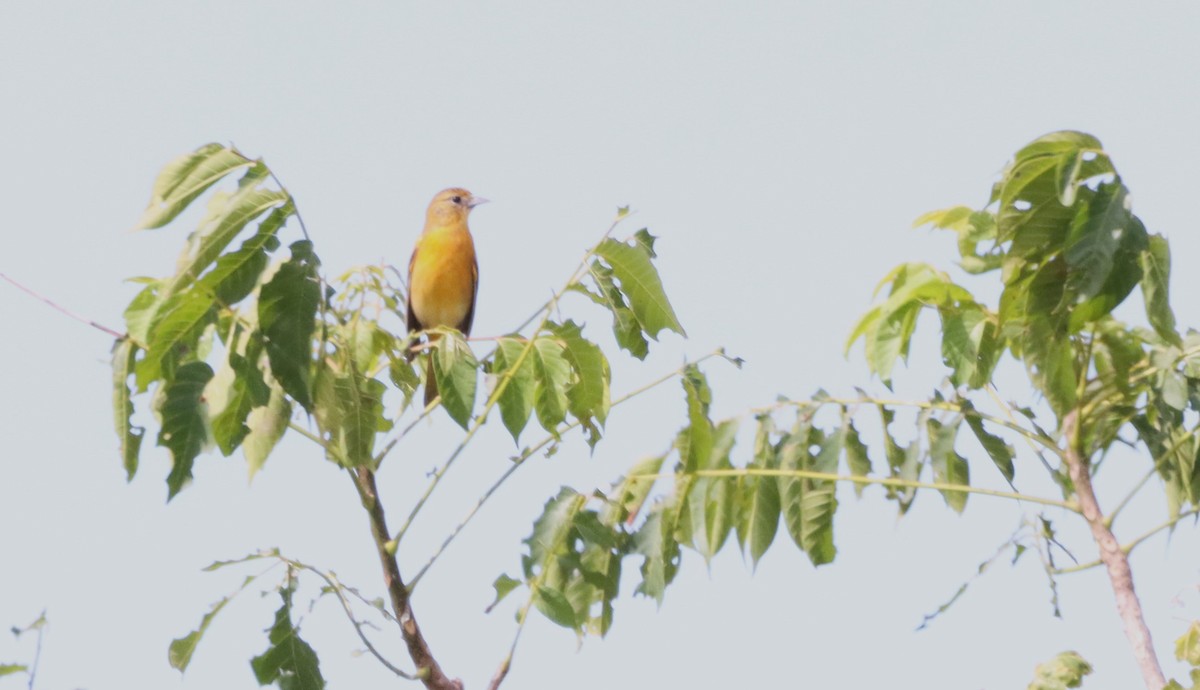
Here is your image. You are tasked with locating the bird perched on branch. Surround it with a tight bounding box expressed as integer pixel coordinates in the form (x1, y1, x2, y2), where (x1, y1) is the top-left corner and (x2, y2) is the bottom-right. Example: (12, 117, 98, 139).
(406, 187, 487, 406)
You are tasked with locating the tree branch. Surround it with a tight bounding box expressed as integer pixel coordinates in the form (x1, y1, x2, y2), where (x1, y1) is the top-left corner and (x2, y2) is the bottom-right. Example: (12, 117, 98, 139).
(351, 468, 462, 690)
(1061, 410, 1165, 690)
(1, 273, 123, 338)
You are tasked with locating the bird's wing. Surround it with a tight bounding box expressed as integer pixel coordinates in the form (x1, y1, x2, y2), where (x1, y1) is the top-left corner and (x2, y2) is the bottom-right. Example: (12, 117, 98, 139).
(459, 254, 479, 336)
(405, 243, 421, 333)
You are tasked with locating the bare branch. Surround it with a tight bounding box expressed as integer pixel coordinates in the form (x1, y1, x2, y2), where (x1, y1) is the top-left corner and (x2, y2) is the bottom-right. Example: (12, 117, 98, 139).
(351, 468, 463, 690)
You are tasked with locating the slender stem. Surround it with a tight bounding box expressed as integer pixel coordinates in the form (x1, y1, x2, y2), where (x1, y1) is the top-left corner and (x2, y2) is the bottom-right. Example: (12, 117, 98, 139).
(1, 273, 124, 338)
(25, 611, 44, 690)
(1061, 410, 1165, 690)
(507, 212, 630, 335)
(281, 558, 415, 679)
(407, 351, 725, 590)
(265, 169, 310, 242)
(351, 467, 462, 690)
(630, 468, 1078, 511)
(287, 421, 325, 448)
(1105, 467, 1157, 529)
(486, 598, 533, 690)
(1055, 507, 1200, 575)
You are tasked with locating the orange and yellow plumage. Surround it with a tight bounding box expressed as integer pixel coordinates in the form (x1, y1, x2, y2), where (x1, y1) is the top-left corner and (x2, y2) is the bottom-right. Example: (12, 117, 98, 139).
(406, 187, 486, 406)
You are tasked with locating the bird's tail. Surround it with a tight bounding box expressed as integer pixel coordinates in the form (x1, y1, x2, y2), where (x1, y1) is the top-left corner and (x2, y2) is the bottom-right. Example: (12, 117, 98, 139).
(424, 355, 439, 407)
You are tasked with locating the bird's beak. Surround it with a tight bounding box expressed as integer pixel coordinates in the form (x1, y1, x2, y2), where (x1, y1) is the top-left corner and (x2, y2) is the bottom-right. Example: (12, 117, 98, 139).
(468, 196, 490, 209)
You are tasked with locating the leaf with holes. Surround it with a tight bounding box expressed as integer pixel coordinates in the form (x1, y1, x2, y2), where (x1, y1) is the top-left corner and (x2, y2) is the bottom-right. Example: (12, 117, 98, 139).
(158, 361, 214, 499)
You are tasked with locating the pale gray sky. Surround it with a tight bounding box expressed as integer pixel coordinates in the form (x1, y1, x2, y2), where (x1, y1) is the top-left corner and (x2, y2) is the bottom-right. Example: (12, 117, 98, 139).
(3, 3, 1200, 689)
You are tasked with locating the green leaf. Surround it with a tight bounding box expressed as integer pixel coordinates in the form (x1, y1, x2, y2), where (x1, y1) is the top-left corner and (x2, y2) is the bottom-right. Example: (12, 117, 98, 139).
(533, 584, 578, 629)
(157, 361, 215, 499)
(939, 304, 1000, 389)
(136, 143, 254, 230)
(551, 320, 612, 444)
(124, 281, 161, 346)
(0, 665, 27, 677)
(136, 288, 217, 389)
(603, 453, 665, 526)
(633, 508, 680, 604)
(843, 415, 871, 497)
(492, 336, 535, 443)
(250, 582, 325, 690)
(584, 262, 650, 359)
(196, 204, 289, 306)
(259, 241, 321, 412)
(430, 330, 478, 429)
(487, 574, 522, 613)
(962, 406, 1015, 484)
(530, 335, 571, 433)
(244, 378, 291, 480)
(686, 420, 737, 562)
(387, 354, 420, 410)
(1142, 233, 1180, 346)
(1064, 182, 1126, 301)
(927, 418, 970, 513)
(524, 487, 585, 573)
(112, 338, 144, 480)
(208, 341, 270, 456)
(594, 234, 686, 339)
(743, 419, 781, 567)
(1068, 216, 1148, 331)
(779, 413, 839, 565)
(163, 170, 288, 299)
(1177, 621, 1200, 667)
(169, 595, 233, 672)
(1027, 650, 1092, 690)
(313, 368, 388, 467)
(680, 365, 714, 472)
(853, 264, 975, 384)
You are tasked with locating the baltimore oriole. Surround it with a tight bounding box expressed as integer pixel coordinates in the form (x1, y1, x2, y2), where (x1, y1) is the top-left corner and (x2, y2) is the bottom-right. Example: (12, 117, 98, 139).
(406, 187, 487, 406)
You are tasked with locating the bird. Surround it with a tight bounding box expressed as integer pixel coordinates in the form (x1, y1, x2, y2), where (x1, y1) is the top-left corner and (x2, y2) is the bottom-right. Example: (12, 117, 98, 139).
(406, 187, 487, 407)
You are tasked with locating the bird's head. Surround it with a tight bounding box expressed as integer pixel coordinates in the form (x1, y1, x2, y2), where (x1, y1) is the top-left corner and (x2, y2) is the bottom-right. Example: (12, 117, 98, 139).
(426, 187, 489, 226)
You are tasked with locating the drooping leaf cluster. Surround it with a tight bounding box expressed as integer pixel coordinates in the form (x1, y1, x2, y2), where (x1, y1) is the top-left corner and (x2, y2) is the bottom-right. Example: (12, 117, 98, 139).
(847, 131, 1200, 516)
(500, 364, 1023, 636)
(506, 131, 1200, 640)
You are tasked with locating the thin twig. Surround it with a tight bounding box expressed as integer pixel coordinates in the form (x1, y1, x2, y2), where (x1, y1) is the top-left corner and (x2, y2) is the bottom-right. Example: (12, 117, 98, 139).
(280, 557, 415, 679)
(1061, 410, 1166, 690)
(266, 169, 310, 242)
(486, 598, 532, 690)
(1, 273, 123, 338)
(26, 611, 44, 690)
(1105, 467, 1158, 529)
(1055, 507, 1200, 576)
(406, 350, 727, 590)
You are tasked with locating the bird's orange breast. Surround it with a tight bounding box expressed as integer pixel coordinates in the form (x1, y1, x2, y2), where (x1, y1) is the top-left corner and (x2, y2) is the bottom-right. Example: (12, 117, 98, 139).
(409, 226, 476, 330)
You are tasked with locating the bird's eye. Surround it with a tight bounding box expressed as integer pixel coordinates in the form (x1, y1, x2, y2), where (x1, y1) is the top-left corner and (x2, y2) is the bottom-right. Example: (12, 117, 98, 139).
(451, 195, 463, 205)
